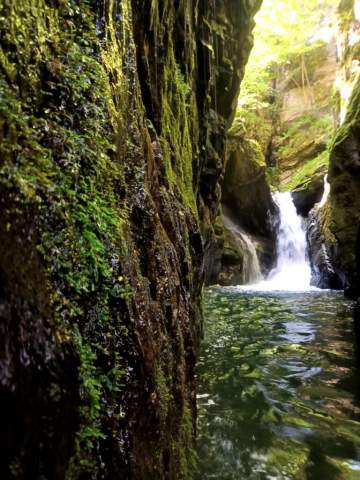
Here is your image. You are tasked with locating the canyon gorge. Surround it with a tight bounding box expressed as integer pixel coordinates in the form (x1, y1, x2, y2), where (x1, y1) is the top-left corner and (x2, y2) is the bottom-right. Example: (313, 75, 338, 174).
(1, 0, 360, 479)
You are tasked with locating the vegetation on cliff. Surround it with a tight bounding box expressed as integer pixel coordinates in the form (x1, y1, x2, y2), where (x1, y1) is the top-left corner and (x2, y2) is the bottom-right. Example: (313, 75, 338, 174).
(232, 0, 337, 193)
(307, 0, 360, 290)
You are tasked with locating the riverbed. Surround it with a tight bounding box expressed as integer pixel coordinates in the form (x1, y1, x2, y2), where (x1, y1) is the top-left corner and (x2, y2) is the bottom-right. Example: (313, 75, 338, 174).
(195, 288, 360, 479)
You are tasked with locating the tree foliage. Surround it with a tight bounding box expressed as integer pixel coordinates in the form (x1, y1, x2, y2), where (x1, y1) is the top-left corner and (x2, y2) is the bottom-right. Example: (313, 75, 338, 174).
(239, 0, 338, 109)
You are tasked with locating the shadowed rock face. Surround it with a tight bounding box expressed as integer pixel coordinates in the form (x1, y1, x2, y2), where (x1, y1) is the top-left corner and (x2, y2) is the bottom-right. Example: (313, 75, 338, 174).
(307, 206, 345, 289)
(0, 0, 260, 478)
(311, 0, 360, 292)
(223, 145, 277, 239)
(292, 176, 324, 217)
(219, 143, 279, 282)
(205, 132, 279, 286)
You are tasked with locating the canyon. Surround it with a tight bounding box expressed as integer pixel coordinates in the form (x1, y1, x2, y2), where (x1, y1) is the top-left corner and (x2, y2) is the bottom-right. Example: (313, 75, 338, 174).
(0, 0, 360, 479)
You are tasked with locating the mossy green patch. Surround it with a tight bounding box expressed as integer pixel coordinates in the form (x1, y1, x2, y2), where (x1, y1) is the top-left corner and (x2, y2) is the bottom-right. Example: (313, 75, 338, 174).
(0, 0, 132, 476)
(161, 56, 198, 215)
(283, 150, 329, 191)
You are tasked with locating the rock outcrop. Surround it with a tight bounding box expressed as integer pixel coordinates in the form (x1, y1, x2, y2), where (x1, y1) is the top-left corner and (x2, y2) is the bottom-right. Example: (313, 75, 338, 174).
(217, 212, 264, 286)
(0, 1, 261, 478)
(307, 203, 344, 289)
(291, 175, 325, 217)
(205, 125, 279, 286)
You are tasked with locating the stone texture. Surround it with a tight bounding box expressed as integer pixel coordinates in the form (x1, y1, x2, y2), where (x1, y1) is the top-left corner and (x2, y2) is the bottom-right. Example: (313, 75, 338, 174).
(313, 0, 360, 290)
(307, 204, 344, 289)
(274, 42, 336, 195)
(291, 175, 324, 217)
(0, 0, 261, 478)
(205, 129, 278, 286)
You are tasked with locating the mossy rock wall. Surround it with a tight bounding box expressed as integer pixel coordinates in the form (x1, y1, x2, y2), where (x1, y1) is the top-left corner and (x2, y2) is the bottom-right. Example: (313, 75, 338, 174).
(322, 0, 360, 289)
(0, 0, 260, 478)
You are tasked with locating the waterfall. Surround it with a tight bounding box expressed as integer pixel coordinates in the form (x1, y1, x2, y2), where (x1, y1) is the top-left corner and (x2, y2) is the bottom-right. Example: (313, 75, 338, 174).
(223, 215, 263, 284)
(267, 192, 312, 289)
(240, 192, 316, 291)
(318, 174, 330, 208)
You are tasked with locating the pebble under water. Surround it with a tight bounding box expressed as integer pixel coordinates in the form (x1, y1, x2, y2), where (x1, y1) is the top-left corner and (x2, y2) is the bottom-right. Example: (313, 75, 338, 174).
(195, 288, 360, 479)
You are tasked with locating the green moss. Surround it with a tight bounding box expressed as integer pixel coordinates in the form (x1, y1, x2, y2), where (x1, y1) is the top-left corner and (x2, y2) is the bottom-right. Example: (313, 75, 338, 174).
(277, 114, 332, 170)
(229, 106, 273, 154)
(161, 56, 198, 214)
(280, 114, 333, 145)
(283, 150, 329, 191)
(331, 75, 360, 152)
(178, 403, 198, 480)
(0, 0, 132, 476)
(266, 166, 280, 190)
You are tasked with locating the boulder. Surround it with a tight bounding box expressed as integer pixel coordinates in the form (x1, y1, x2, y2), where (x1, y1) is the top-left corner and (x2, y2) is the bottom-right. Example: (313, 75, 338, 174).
(291, 173, 325, 217)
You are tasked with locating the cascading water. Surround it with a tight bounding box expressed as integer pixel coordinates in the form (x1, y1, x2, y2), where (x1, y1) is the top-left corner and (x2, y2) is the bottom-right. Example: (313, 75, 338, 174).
(318, 174, 330, 208)
(223, 215, 263, 284)
(241, 191, 316, 291)
(266, 192, 312, 290)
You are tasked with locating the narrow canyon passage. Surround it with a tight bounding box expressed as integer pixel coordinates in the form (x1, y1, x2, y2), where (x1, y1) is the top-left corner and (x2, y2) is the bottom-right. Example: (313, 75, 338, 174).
(1, 0, 360, 478)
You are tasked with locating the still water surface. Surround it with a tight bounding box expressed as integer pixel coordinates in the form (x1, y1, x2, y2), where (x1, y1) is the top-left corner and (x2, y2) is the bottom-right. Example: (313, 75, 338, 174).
(195, 288, 360, 479)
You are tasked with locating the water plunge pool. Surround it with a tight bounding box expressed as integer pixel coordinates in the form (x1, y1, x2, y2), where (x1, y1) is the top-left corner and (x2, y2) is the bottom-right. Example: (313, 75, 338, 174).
(195, 288, 360, 479)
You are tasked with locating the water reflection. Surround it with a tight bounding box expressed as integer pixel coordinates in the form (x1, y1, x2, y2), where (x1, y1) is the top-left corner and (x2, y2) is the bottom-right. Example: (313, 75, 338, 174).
(195, 288, 360, 479)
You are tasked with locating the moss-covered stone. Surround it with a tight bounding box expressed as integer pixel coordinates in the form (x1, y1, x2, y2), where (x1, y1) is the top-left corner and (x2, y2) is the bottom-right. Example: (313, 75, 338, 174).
(0, 0, 261, 478)
(315, 0, 360, 290)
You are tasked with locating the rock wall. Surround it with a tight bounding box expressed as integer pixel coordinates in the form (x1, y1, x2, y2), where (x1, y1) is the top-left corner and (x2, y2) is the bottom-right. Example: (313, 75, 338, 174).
(0, 0, 261, 478)
(205, 73, 278, 286)
(311, 0, 360, 291)
(205, 126, 278, 285)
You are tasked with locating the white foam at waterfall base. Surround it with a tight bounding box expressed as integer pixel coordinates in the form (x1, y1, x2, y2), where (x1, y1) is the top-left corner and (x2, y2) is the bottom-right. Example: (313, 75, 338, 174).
(239, 191, 319, 292)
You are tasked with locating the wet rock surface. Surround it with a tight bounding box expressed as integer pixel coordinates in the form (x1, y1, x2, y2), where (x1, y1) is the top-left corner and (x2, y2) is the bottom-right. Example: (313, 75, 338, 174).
(0, 0, 261, 478)
(315, 0, 360, 292)
(292, 174, 324, 217)
(205, 128, 279, 286)
(307, 206, 344, 289)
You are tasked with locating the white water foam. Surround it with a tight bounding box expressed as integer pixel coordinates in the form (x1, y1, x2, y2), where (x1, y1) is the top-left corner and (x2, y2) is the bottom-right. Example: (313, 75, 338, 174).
(238, 192, 318, 292)
(318, 174, 330, 208)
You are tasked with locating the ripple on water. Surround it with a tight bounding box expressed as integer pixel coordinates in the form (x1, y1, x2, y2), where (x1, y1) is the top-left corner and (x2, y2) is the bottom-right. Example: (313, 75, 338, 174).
(194, 287, 360, 480)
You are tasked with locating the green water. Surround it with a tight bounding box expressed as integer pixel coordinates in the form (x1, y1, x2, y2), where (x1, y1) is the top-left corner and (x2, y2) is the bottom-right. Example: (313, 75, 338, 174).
(195, 288, 360, 480)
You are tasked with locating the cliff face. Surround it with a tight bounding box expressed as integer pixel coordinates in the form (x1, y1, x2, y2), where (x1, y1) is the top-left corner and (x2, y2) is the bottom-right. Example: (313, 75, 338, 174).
(311, 0, 360, 290)
(275, 43, 336, 216)
(0, 1, 260, 478)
